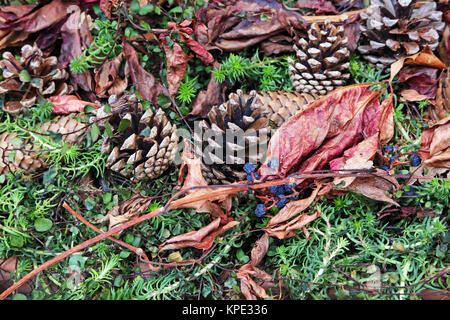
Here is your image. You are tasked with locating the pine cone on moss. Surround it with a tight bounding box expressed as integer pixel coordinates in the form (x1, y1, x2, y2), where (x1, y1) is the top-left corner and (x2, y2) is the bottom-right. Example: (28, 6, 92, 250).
(0, 116, 87, 175)
(196, 90, 316, 184)
(0, 43, 73, 114)
(288, 21, 351, 95)
(97, 95, 178, 182)
(358, 0, 445, 69)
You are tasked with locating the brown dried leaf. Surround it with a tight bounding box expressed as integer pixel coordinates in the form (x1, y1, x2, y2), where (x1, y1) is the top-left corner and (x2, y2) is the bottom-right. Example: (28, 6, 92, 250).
(265, 209, 322, 240)
(60, 9, 94, 94)
(159, 217, 239, 251)
(162, 41, 192, 97)
(250, 233, 269, 267)
(236, 263, 273, 300)
(189, 61, 227, 117)
(0, 257, 32, 294)
(175, 142, 234, 217)
(419, 116, 450, 168)
(400, 89, 430, 102)
(123, 41, 164, 104)
(390, 46, 448, 85)
(96, 194, 153, 233)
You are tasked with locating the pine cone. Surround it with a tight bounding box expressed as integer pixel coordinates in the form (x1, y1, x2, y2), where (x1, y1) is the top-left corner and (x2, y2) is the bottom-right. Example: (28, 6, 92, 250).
(0, 43, 73, 114)
(358, 0, 446, 69)
(0, 116, 87, 175)
(288, 21, 351, 95)
(197, 90, 316, 184)
(98, 95, 178, 181)
(433, 68, 450, 120)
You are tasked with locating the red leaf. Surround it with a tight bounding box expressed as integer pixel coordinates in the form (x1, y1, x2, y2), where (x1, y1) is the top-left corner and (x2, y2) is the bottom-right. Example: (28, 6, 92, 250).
(48, 95, 99, 114)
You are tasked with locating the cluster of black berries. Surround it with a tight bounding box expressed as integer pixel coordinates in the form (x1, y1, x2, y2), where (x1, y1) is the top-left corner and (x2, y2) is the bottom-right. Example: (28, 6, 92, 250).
(381, 145, 421, 170)
(254, 183, 298, 218)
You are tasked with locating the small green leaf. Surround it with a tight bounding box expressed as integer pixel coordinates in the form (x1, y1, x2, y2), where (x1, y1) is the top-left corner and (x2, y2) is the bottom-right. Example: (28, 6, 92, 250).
(90, 123, 100, 142)
(12, 293, 27, 300)
(103, 192, 112, 204)
(103, 103, 111, 114)
(154, 6, 161, 15)
(43, 166, 58, 185)
(130, 0, 140, 13)
(120, 250, 131, 259)
(9, 235, 24, 248)
(85, 197, 96, 211)
(34, 217, 53, 232)
(139, 4, 154, 15)
(157, 93, 171, 107)
(84, 105, 96, 114)
(105, 121, 113, 137)
(118, 119, 131, 132)
(167, 251, 182, 262)
(19, 70, 31, 83)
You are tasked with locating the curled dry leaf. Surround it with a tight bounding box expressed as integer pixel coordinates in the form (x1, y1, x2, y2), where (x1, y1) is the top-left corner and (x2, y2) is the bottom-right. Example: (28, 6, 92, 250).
(123, 41, 164, 104)
(0, 257, 32, 294)
(189, 61, 228, 117)
(161, 40, 192, 97)
(390, 46, 448, 85)
(60, 8, 95, 95)
(95, 53, 130, 98)
(97, 194, 153, 233)
(419, 115, 450, 169)
(175, 142, 234, 217)
(250, 233, 269, 267)
(159, 217, 239, 251)
(48, 95, 99, 114)
(400, 89, 431, 102)
(237, 264, 273, 300)
(398, 67, 440, 99)
(433, 68, 450, 121)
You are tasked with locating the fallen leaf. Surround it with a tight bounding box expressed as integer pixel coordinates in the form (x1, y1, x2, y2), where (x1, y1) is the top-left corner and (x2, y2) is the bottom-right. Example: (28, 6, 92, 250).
(398, 66, 440, 99)
(48, 95, 99, 114)
(60, 8, 95, 94)
(400, 89, 431, 102)
(390, 46, 448, 85)
(189, 61, 227, 117)
(236, 263, 273, 300)
(258, 84, 389, 180)
(175, 142, 234, 217)
(123, 41, 164, 104)
(95, 53, 128, 97)
(295, 0, 338, 14)
(433, 68, 450, 121)
(162, 40, 192, 96)
(419, 115, 450, 169)
(0, 257, 32, 294)
(96, 194, 153, 233)
(250, 233, 269, 267)
(159, 217, 239, 251)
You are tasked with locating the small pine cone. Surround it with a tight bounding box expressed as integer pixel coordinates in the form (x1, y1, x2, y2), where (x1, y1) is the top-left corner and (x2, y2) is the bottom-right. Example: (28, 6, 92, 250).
(288, 21, 351, 95)
(0, 43, 73, 114)
(197, 90, 317, 184)
(255, 91, 317, 127)
(359, 0, 445, 69)
(98, 95, 178, 181)
(432, 68, 450, 121)
(0, 116, 87, 175)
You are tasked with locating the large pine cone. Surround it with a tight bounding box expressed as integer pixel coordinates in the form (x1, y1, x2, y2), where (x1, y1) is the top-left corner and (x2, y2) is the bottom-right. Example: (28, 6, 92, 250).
(98, 95, 178, 181)
(0, 116, 87, 175)
(358, 0, 445, 69)
(196, 90, 316, 184)
(288, 21, 351, 95)
(0, 43, 73, 114)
